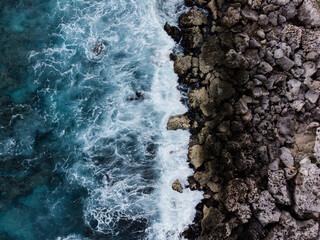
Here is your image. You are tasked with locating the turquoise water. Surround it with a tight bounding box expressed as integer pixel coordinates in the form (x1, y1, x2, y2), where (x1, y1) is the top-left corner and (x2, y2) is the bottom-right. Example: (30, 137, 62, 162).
(0, 0, 202, 239)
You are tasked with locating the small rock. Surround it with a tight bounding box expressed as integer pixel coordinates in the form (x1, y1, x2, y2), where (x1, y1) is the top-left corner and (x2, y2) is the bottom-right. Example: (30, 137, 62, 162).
(172, 179, 183, 193)
(285, 79, 301, 101)
(305, 90, 319, 104)
(298, 0, 320, 28)
(290, 100, 305, 112)
(274, 49, 284, 59)
(258, 61, 273, 74)
(303, 61, 317, 78)
(276, 56, 295, 71)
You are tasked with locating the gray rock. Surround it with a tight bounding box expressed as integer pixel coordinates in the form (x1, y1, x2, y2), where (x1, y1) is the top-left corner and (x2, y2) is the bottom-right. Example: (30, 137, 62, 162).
(241, 5, 258, 21)
(268, 170, 292, 205)
(305, 90, 319, 104)
(285, 79, 301, 101)
(252, 190, 281, 226)
(306, 51, 319, 61)
(266, 211, 319, 240)
(304, 77, 320, 93)
(284, 167, 298, 180)
(276, 56, 295, 71)
(280, 2, 297, 20)
(280, 147, 294, 167)
(167, 114, 191, 130)
(298, 0, 320, 28)
(258, 61, 273, 74)
(302, 61, 317, 78)
(290, 100, 305, 112)
(270, 0, 290, 5)
(172, 179, 183, 193)
(294, 53, 303, 67)
(302, 29, 320, 54)
(258, 14, 268, 25)
(294, 156, 320, 218)
(274, 49, 284, 59)
(252, 87, 269, 98)
(268, 11, 278, 26)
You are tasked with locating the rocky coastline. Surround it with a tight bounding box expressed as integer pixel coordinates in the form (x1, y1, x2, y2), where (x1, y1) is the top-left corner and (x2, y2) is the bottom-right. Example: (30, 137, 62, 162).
(166, 0, 320, 239)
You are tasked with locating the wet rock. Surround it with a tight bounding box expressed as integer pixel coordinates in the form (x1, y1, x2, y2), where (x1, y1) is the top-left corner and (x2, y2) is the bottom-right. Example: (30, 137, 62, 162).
(181, 26, 203, 49)
(221, 4, 241, 28)
(188, 144, 205, 169)
(188, 87, 209, 109)
(276, 56, 295, 71)
(179, 8, 207, 27)
(266, 211, 319, 240)
(172, 179, 183, 193)
(305, 89, 319, 104)
(298, 0, 320, 28)
(252, 190, 281, 226)
(174, 55, 192, 76)
(294, 156, 320, 218)
(268, 170, 292, 205)
(207, 0, 217, 20)
(164, 22, 182, 43)
(199, 35, 224, 73)
(167, 114, 191, 130)
(280, 147, 294, 167)
(304, 77, 320, 93)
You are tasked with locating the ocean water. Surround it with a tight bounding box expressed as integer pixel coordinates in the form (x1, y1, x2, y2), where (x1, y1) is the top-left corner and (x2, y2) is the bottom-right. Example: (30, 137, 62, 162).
(0, 0, 203, 239)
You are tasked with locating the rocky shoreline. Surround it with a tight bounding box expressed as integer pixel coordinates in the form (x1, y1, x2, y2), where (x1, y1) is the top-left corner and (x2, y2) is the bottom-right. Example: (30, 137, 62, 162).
(166, 0, 320, 239)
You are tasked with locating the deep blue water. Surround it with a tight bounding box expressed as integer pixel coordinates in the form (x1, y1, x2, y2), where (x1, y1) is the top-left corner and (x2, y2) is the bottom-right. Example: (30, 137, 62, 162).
(0, 0, 202, 239)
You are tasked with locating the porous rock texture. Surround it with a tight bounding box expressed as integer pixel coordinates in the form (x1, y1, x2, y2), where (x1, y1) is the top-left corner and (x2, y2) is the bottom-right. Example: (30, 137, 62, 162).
(165, 0, 320, 239)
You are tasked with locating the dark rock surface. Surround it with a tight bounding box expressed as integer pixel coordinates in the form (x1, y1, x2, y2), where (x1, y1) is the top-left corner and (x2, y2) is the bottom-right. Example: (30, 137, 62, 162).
(166, 0, 320, 239)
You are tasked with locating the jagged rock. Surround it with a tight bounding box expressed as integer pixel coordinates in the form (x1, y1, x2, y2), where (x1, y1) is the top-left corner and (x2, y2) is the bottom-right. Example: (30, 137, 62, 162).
(246, 177, 260, 203)
(294, 156, 320, 218)
(199, 35, 224, 73)
(224, 179, 252, 224)
(208, 78, 235, 103)
(207, 0, 217, 20)
(258, 61, 273, 74)
(179, 8, 207, 27)
(252, 190, 281, 226)
(304, 77, 320, 93)
(249, 0, 262, 10)
(188, 144, 205, 169)
(164, 22, 181, 43)
(274, 49, 284, 59)
(207, 181, 221, 193)
(241, 5, 258, 21)
(276, 56, 295, 71)
(172, 179, 183, 193)
(181, 26, 203, 49)
(201, 207, 235, 239)
(298, 0, 320, 28)
(268, 170, 292, 205)
(285, 79, 301, 101)
(234, 33, 250, 53)
(167, 114, 190, 130)
(280, 147, 294, 167)
(305, 89, 319, 104)
(188, 87, 209, 109)
(224, 49, 249, 69)
(302, 61, 317, 78)
(265, 74, 286, 90)
(234, 96, 253, 115)
(280, 24, 302, 51)
(290, 100, 305, 112)
(284, 167, 298, 180)
(266, 211, 319, 240)
(221, 4, 241, 28)
(280, 2, 297, 20)
(174, 55, 192, 76)
(270, 0, 290, 6)
(302, 29, 320, 54)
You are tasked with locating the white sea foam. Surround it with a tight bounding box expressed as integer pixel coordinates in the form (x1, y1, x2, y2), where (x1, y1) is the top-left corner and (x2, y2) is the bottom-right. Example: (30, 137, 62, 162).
(30, 0, 202, 239)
